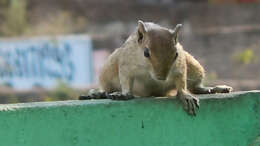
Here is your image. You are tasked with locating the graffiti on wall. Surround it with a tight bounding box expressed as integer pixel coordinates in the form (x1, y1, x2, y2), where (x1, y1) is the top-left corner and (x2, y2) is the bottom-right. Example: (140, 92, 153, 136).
(0, 35, 93, 89)
(0, 42, 74, 81)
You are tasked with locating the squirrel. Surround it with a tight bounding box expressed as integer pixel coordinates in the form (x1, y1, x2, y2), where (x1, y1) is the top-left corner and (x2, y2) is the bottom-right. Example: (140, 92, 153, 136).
(80, 20, 233, 116)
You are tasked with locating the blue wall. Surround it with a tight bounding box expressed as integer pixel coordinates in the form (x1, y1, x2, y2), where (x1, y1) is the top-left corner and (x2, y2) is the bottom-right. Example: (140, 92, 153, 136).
(0, 35, 93, 89)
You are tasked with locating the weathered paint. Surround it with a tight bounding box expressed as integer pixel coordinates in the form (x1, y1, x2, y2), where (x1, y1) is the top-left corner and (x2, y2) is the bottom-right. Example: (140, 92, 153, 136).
(0, 91, 259, 146)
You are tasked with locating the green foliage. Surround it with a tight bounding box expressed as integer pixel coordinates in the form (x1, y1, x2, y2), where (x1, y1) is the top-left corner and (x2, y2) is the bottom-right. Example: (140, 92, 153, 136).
(233, 49, 258, 65)
(0, 0, 28, 36)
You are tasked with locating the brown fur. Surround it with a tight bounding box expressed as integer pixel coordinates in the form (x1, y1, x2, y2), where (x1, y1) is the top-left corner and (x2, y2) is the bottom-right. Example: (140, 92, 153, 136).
(98, 21, 232, 115)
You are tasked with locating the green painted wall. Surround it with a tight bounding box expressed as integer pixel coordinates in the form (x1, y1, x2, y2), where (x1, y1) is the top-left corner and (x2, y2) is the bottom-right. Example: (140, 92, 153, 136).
(0, 91, 259, 146)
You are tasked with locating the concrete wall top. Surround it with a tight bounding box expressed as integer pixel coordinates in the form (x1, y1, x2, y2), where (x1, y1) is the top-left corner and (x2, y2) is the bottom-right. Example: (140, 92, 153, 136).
(0, 91, 259, 146)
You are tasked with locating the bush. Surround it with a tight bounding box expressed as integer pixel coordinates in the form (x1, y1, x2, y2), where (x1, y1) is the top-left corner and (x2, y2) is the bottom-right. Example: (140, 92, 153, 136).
(233, 49, 258, 65)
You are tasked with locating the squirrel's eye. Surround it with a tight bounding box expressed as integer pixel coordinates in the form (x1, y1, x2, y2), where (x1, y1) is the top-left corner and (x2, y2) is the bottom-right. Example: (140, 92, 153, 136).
(144, 48, 150, 58)
(174, 52, 178, 60)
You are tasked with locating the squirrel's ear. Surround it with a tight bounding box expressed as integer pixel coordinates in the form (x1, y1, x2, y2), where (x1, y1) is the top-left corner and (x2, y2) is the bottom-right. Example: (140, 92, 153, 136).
(137, 20, 147, 43)
(171, 24, 182, 44)
(138, 20, 147, 34)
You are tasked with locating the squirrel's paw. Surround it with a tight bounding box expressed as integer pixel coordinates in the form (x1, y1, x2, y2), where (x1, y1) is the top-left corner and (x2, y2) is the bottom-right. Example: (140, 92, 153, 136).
(211, 85, 233, 94)
(79, 89, 107, 100)
(108, 92, 135, 100)
(179, 94, 200, 116)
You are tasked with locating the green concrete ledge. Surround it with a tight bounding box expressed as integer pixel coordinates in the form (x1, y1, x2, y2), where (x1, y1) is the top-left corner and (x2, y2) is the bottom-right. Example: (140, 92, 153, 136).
(0, 91, 259, 146)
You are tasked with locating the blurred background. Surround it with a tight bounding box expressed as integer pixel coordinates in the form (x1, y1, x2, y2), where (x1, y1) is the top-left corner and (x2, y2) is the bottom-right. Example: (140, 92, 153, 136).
(0, 0, 259, 104)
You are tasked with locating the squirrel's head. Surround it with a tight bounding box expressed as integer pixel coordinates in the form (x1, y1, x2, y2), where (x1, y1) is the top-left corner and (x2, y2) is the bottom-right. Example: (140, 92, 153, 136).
(137, 20, 182, 80)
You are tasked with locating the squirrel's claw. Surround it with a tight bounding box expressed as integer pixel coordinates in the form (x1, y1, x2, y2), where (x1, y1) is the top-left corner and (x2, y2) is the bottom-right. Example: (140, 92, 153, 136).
(180, 94, 200, 116)
(79, 89, 107, 100)
(78, 90, 135, 100)
(79, 95, 92, 100)
(108, 92, 135, 100)
(210, 85, 233, 94)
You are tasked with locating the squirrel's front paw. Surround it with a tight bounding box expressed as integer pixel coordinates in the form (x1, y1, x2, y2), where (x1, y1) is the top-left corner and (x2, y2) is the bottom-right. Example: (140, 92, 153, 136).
(79, 89, 107, 100)
(108, 92, 135, 100)
(179, 94, 200, 116)
(211, 85, 233, 93)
